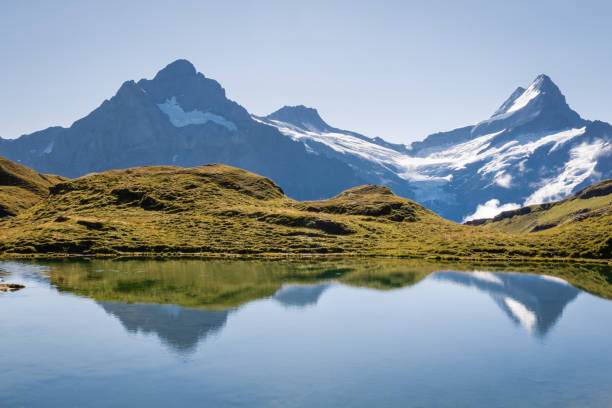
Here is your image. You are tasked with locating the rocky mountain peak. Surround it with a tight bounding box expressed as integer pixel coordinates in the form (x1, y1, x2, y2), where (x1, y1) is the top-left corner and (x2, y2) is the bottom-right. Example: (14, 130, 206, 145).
(152, 59, 197, 81)
(266, 105, 332, 132)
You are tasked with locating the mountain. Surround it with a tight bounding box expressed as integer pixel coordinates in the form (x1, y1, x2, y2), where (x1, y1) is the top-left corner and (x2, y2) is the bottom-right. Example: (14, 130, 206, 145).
(254, 106, 415, 198)
(1, 61, 610, 221)
(0, 157, 64, 217)
(0, 60, 363, 200)
(0, 161, 609, 259)
(261, 75, 612, 221)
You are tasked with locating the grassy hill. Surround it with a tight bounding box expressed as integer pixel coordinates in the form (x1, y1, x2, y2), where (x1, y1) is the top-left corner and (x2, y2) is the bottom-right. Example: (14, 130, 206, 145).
(469, 179, 611, 258)
(0, 157, 65, 217)
(0, 160, 609, 260)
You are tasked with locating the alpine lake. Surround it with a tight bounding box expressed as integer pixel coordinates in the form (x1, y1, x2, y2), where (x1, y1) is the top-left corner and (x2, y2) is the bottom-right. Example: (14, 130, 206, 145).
(1, 258, 611, 407)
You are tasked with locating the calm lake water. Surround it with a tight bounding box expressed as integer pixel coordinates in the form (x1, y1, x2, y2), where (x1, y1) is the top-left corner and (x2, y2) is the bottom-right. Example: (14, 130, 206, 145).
(1, 259, 611, 407)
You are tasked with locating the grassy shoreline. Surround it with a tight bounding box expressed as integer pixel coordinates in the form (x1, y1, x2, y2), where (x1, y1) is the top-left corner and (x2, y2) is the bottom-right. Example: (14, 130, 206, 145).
(2, 251, 609, 265)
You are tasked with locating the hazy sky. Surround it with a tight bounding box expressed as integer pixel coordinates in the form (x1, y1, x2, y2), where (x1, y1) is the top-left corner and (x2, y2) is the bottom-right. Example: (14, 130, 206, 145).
(1, 0, 611, 143)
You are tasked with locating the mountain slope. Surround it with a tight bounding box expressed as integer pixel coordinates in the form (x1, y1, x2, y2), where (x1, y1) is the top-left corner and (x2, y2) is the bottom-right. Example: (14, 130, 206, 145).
(0, 163, 609, 260)
(262, 75, 612, 221)
(0, 157, 65, 217)
(468, 179, 611, 259)
(470, 178, 611, 228)
(254, 106, 415, 198)
(0, 60, 363, 200)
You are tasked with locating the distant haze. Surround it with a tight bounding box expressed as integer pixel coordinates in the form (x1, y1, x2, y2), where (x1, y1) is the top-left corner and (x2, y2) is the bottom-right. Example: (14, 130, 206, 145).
(1, 0, 611, 144)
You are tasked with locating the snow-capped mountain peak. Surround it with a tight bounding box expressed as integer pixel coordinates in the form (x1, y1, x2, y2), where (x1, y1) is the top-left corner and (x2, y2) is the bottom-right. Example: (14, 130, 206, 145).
(471, 74, 584, 136)
(492, 74, 563, 117)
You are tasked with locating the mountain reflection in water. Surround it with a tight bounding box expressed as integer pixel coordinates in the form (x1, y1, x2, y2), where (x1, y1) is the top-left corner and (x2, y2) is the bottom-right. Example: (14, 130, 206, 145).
(99, 302, 230, 354)
(272, 283, 331, 308)
(38, 259, 612, 353)
(91, 271, 580, 354)
(97, 283, 332, 354)
(434, 271, 579, 336)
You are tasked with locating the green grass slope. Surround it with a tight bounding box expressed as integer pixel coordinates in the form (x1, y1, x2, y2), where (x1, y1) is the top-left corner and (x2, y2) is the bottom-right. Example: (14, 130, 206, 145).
(0, 157, 65, 217)
(471, 179, 611, 258)
(0, 163, 609, 260)
(473, 179, 612, 233)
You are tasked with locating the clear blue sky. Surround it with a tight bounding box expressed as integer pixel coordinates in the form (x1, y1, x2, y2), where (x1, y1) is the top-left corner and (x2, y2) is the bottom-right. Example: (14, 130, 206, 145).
(1, 0, 611, 143)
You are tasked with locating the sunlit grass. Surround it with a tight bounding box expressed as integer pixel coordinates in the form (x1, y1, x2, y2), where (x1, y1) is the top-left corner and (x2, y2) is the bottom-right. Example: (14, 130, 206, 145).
(0, 164, 609, 261)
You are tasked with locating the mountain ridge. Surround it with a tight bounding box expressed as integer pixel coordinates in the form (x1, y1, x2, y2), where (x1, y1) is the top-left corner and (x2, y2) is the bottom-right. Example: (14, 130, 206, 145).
(0, 60, 365, 201)
(1, 61, 610, 222)
(262, 74, 610, 221)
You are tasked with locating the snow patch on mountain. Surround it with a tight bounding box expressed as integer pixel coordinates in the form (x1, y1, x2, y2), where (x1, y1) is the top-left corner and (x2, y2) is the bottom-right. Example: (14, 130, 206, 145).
(255, 117, 401, 164)
(157, 97, 237, 131)
(524, 139, 611, 205)
(43, 140, 54, 154)
(477, 127, 586, 176)
(494, 172, 512, 188)
(463, 199, 521, 222)
(505, 82, 541, 114)
(404, 129, 505, 172)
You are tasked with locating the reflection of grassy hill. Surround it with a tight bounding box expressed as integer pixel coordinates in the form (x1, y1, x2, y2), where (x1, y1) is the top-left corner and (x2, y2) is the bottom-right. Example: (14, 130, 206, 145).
(0, 157, 65, 217)
(47, 259, 433, 310)
(44, 259, 612, 310)
(0, 160, 609, 260)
